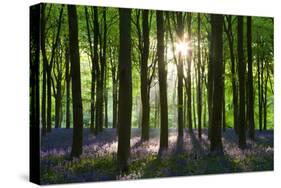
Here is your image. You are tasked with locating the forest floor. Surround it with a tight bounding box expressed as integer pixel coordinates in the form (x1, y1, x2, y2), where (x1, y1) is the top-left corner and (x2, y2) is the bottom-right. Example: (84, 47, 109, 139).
(40, 128, 273, 184)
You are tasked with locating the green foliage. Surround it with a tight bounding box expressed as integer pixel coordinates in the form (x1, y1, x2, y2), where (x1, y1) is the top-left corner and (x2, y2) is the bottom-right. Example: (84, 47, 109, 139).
(40, 4, 274, 130)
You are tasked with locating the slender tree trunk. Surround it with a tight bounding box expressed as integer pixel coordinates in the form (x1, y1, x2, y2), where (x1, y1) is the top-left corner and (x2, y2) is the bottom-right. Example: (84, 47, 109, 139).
(224, 16, 238, 134)
(263, 80, 267, 130)
(54, 51, 63, 129)
(55, 78, 62, 128)
(177, 56, 184, 138)
(174, 13, 184, 138)
(263, 65, 268, 130)
(103, 8, 108, 129)
(184, 93, 187, 128)
(85, 7, 95, 133)
(154, 88, 159, 128)
(40, 4, 47, 136)
(203, 89, 207, 128)
(68, 5, 84, 158)
(96, 8, 105, 133)
(157, 11, 169, 152)
(257, 50, 262, 132)
(197, 13, 202, 138)
(93, 7, 101, 135)
(187, 14, 193, 133)
(65, 39, 71, 129)
(46, 6, 64, 132)
(207, 20, 214, 139)
(237, 16, 246, 149)
(222, 60, 226, 132)
(193, 75, 197, 129)
(140, 10, 150, 141)
(261, 52, 264, 132)
(104, 74, 108, 128)
(111, 61, 118, 129)
(46, 66, 52, 132)
(209, 14, 223, 153)
(117, 8, 132, 172)
(247, 17, 255, 139)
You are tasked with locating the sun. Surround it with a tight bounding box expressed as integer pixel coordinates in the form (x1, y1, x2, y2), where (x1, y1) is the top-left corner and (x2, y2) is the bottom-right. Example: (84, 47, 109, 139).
(175, 40, 190, 58)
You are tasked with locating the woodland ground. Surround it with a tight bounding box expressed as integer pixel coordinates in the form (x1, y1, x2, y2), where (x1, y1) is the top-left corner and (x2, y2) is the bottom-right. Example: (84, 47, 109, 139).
(40, 128, 273, 184)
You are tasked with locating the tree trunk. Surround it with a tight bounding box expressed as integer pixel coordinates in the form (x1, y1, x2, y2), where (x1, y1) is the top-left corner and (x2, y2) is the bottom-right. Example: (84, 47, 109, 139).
(224, 16, 238, 134)
(222, 60, 226, 132)
(93, 7, 102, 135)
(103, 8, 108, 129)
(40, 4, 47, 136)
(175, 13, 184, 138)
(68, 5, 84, 158)
(207, 17, 214, 139)
(221, 95, 226, 133)
(85, 7, 95, 133)
(46, 65, 52, 132)
(157, 11, 169, 152)
(104, 71, 108, 128)
(187, 14, 193, 133)
(154, 88, 159, 128)
(117, 8, 132, 172)
(257, 49, 262, 132)
(54, 77, 62, 128)
(65, 39, 71, 129)
(54, 49, 63, 129)
(140, 10, 150, 141)
(46, 6, 64, 132)
(209, 14, 223, 153)
(263, 79, 267, 130)
(197, 13, 202, 138)
(263, 64, 268, 130)
(247, 17, 255, 139)
(193, 74, 197, 129)
(177, 56, 184, 138)
(203, 89, 207, 128)
(260, 48, 264, 132)
(111, 61, 118, 129)
(184, 93, 187, 128)
(237, 16, 246, 149)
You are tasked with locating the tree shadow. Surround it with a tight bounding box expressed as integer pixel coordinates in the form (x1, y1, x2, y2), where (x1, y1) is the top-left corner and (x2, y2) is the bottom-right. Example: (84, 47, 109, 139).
(174, 136, 184, 154)
(189, 131, 207, 155)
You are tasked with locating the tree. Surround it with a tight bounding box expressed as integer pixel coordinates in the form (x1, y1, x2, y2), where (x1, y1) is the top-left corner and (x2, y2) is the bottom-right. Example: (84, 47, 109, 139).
(68, 5, 84, 158)
(53, 40, 65, 129)
(40, 4, 47, 136)
(176, 12, 184, 138)
(46, 6, 64, 132)
(85, 7, 96, 133)
(207, 15, 214, 139)
(186, 13, 193, 133)
(93, 7, 102, 135)
(102, 8, 108, 129)
(237, 16, 246, 149)
(209, 14, 223, 153)
(117, 8, 132, 172)
(257, 36, 262, 132)
(197, 13, 202, 138)
(263, 60, 269, 131)
(139, 10, 150, 141)
(109, 40, 119, 129)
(157, 10, 169, 152)
(224, 16, 238, 134)
(64, 37, 71, 129)
(247, 16, 255, 139)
